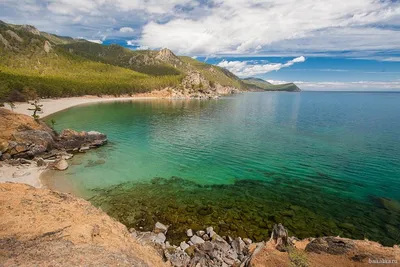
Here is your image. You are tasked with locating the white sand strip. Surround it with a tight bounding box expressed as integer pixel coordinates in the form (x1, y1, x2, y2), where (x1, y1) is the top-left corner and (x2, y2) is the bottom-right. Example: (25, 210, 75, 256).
(0, 163, 46, 188)
(1, 95, 161, 188)
(7, 96, 158, 118)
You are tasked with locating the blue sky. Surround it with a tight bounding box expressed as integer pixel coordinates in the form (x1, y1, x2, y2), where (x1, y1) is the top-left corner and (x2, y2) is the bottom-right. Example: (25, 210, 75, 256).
(1, 0, 400, 90)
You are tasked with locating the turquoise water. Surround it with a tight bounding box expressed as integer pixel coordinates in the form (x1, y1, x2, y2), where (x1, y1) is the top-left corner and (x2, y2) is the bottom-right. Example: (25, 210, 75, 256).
(44, 92, 400, 245)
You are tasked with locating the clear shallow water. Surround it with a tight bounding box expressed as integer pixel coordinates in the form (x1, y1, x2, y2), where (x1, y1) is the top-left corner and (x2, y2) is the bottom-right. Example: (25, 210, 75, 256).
(44, 92, 400, 245)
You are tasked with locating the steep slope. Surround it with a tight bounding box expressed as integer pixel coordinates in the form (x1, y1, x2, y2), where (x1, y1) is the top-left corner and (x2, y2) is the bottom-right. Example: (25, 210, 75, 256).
(0, 22, 181, 101)
(0, 183, 167, 266)
(61, 42, 182, 76)
(180, 56, 246, 89)
(243, 77, 301, 92)
(0, 20, 245, 102)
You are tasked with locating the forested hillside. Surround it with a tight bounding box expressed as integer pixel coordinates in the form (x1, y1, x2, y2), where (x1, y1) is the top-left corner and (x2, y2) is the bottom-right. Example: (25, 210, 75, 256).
(242, 77, 301, 92)
(0, 21, 245, 103)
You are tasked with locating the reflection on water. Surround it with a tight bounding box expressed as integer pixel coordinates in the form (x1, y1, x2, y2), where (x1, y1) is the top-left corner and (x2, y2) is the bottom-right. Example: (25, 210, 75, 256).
(43, 92, 400, 246)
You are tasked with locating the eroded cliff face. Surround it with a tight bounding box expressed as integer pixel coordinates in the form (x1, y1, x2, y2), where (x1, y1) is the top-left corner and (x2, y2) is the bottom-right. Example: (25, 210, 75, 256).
(0, 183, 167, 267)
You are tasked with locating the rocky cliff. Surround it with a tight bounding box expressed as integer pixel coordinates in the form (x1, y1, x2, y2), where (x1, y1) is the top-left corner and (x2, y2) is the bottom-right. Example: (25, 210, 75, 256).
(0, 183, 398, 267)
(0, 108, 107, 168)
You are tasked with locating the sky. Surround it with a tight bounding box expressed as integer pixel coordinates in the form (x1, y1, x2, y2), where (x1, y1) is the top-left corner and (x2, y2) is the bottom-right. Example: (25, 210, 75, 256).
(1, 0, 400, 90)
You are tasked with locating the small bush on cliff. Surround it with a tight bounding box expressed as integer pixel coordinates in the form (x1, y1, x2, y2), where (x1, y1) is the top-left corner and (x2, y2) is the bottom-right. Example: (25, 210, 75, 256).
(288, 247, 309, 267)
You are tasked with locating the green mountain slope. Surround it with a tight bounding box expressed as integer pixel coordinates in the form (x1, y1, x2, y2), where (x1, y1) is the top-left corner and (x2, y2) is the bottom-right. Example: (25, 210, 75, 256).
(0, 21, 245, 102)
(242, 77, 301, 92)
(61, 42, 182, 76)
(0, 22, 182, 101)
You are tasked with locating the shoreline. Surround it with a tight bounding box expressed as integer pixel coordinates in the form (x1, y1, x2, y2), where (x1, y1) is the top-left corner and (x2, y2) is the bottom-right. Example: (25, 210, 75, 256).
(1, 91, 226, 189)
(1, 94, 169, 188)
(7, 95, 162, 118)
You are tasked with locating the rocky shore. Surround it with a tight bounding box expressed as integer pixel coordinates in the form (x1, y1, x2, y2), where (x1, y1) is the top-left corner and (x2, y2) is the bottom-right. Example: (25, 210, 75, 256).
(1, 107, 399, 266)
(129, 221, 400, 267)
(1, 183, 398, 266)
(0, 108, 107, 185)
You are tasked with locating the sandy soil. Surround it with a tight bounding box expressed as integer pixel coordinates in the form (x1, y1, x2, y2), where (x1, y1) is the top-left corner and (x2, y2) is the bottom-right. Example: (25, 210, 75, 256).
(0, 183, 167, 266)
(0, 162, 45, 188)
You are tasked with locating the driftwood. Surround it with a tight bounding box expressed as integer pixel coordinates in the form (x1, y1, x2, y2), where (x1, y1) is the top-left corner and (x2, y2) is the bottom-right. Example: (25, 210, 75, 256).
(270, 223, 292, 252)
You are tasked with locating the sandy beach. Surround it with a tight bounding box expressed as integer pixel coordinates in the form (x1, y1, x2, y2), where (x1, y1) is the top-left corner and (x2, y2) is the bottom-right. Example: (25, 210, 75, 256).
(8, 95, 160, 118)
(0, 162, 47, 188)
(0, 94, 164, 188)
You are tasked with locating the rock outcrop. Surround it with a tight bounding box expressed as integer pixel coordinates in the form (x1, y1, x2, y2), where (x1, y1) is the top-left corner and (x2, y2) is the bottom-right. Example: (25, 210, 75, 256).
(305, 237, 355, 255)
(5, 30, 23, 42)
(132, 224, 265, 267)
(0, 108, 107, 161)
(21, 24, 41, 36)
(0, 33, 11, 49)
(55, 129, 108, 152)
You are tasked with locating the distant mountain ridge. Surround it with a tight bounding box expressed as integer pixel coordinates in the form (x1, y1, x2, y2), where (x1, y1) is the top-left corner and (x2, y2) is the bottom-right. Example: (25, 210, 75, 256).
(242, 77, 301, 92)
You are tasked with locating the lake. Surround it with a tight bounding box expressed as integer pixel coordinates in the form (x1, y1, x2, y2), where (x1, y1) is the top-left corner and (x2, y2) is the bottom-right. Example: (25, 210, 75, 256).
(43, 92, 400, 245)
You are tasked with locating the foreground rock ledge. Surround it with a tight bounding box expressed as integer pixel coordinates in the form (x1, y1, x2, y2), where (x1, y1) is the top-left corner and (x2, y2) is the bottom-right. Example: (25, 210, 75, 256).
(0, 183, 167, 266)
(0, 183, 399, 267)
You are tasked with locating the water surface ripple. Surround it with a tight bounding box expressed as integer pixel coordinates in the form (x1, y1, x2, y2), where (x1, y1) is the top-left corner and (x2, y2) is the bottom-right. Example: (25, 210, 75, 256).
(44, 92, 400, 245)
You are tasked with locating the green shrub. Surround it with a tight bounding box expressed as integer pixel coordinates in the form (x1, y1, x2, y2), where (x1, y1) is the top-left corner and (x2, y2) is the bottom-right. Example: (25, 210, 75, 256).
(288, 247, 309, 267)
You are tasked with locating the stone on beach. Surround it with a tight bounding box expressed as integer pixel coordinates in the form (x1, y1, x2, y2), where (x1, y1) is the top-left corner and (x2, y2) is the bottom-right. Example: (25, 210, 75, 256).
(196, 230, 205, 237)
(180, 241, 190, 251)
(190, 235, 205, 245)
(206, 226, 213, 235)
(54, 159, 68, 171)
(154, 222, 168, 234)
(186, 229, 193, 237)
(243, 238, 252, 245)
(35, 157, 46, 167)
(154, 233, 166, 245)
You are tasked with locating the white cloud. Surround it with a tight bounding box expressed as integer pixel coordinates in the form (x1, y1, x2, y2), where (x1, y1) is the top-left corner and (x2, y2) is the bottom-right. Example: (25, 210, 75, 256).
(136, 45, 149, 50)
(294, 81, 400, 91)
(126, 40, 135, 46)
(87, 39, 103, 44)
(381, 57, 400, 62)
(119, 27, 134, 33)
(217, 56, 306, 77)
(1, 0, 399, 58)
(139, 0, 400, 55)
